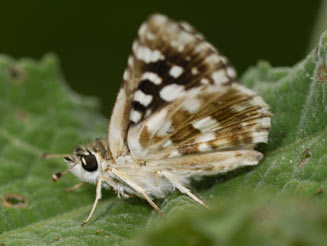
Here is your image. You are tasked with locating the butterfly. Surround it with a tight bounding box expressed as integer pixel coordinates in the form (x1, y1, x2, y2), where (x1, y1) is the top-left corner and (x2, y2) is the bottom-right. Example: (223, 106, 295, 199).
(48, 14, 271, 225)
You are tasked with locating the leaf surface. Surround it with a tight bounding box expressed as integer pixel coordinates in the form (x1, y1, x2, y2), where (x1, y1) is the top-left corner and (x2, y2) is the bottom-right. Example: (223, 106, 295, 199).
(0, 31, 326, 245)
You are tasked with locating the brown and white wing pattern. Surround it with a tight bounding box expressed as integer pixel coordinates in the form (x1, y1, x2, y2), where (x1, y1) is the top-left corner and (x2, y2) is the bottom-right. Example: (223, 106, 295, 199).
(109, 14, 238, 160)
(109, 14, 271, 167)
(128, 83, 271, 161)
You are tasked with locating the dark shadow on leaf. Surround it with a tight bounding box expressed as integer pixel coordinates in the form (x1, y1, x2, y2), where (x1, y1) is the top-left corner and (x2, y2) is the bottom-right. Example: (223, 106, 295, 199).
(192, 166, 256, 192)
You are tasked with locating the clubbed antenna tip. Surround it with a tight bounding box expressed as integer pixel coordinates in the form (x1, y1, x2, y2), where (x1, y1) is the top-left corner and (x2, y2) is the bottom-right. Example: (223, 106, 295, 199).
(52, 169, 71, 182)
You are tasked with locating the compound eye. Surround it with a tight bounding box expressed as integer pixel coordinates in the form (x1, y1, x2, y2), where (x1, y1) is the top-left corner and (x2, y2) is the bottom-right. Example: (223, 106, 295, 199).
(81, 153, 98, 172)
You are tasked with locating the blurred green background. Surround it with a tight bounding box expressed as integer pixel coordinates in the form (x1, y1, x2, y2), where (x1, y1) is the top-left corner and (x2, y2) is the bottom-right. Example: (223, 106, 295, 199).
(0, 0, 323, 115)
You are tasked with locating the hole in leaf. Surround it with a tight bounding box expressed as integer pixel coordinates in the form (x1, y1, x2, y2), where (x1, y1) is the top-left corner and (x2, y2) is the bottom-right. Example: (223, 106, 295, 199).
(303, 149, 312, 159)
(316, 187, 324, 195)
(298, 149, 313, 168)
(7, 64, 26, 83)
(2, 193, 29, 208)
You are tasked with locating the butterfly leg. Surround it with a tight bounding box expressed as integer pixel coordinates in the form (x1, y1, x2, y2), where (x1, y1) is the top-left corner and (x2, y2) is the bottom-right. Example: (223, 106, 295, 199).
(64, 182, 84, 192)
(111, 168, 165, 217)
(161, 171, 208, 208)
(81, 178, 102, 226)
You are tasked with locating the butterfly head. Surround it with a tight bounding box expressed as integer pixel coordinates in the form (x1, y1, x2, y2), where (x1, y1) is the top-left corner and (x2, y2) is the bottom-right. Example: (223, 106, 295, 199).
(52, 139, 111, 184)
(65, 147, 101, 184)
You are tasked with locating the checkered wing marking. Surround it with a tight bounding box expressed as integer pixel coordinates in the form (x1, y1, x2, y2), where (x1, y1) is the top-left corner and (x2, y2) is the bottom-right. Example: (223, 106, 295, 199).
(128, 83, 271, 160)
(108, 14, 238, 159)
(121, 14, 271, 160)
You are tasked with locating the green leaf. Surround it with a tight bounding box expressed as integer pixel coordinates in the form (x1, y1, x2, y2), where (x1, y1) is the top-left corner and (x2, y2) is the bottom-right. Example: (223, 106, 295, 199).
(130, 193, 327, 246)
(0, 31, 326, 245)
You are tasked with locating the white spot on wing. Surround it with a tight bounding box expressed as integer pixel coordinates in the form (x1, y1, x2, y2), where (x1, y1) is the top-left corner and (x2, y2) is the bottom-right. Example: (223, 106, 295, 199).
(192, 116, 218, 132)
(169, 65, 184, 78)
(232, 104, 248, 112)
(169, 150, 181, 158)
(123, 69, 129, 81)
(135, 46, 164, 63)
(128, 56, 134, 67)
(160, 84, 185, 101)
(132, 41, 138, 53)
(198, 143, 212, 152)
(183, 97, 201, 113)
(212, 70, 229, 84)
(134, 90, 153, 107)
(252, 96, 268, 110)
(178, 32, 195, 44)
(141, 72, 162, 85)
(152, 14, 167, 25)
(138, 23, 147, 36)
(226, 67, 237, 78)
(205, 54, 221, 64)
(195, 43, 208, 53)
(201, 78, 209, 84)
(191, 67, 199, 75)
(130, 110, 142, 123)
(195, 132, 216, 143)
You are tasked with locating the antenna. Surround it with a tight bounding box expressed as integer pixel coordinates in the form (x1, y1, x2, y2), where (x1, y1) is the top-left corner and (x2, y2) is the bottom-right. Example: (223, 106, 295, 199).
(41, 152, 75, 182)
(52, 168, 71, 182)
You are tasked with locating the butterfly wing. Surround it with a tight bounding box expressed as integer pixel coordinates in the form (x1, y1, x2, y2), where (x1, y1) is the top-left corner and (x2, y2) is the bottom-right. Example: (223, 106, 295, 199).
(127, 82, 271, 160)
(109, 14, 271, 163)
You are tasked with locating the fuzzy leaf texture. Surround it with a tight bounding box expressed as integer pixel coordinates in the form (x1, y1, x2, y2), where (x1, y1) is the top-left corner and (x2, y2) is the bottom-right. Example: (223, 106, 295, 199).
(0, 31, 327, 246)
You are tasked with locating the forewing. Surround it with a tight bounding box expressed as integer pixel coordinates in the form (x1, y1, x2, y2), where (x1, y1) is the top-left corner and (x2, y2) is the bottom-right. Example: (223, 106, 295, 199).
(122, 14, 272, 161)
(108, 14, 237, 159)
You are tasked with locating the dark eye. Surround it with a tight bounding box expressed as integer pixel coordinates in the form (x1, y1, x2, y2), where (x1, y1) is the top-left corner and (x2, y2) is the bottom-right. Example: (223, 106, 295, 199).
(81, 154, 98, 172)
